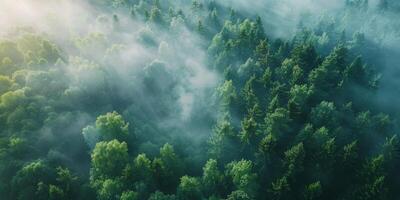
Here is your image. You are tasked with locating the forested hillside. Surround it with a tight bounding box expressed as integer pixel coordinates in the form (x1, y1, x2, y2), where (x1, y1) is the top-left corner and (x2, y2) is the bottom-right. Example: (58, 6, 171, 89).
(0, 0, 400, 199)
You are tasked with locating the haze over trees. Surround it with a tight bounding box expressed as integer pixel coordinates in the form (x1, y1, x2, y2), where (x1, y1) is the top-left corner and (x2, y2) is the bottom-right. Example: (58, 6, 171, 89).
(0, 0, 400, 199)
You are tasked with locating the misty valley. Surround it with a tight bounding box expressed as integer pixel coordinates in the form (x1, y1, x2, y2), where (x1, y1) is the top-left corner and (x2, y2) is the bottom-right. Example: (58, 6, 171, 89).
(1, 0, 400, 200)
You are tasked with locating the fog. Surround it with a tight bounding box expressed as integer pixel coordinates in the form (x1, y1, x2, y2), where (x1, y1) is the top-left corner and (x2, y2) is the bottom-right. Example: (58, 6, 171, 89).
(222, 0, 400, 115)
(1, 1, 400, 198)
(0, 0, 222, 169)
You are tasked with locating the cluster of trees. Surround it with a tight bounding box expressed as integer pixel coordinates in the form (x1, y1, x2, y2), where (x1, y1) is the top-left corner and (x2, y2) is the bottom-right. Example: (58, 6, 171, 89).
(1, 0, 400, 199)
(208, 20, 397, 200)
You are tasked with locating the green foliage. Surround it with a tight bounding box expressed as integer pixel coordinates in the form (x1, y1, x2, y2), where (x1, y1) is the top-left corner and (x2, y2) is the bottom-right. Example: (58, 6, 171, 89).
(288, 84, 312, 118)
(304, 181, 322, 200)
(152, 144, 183, 193)
(270, 176, 291, 200)
(177, 176, 202, 200)
(310, 101, 337, 128)
(148, 191, 177, 200)
(11, 160, 53, 200)
(202, 159, 222, 196)
(83, 112, 130, 148)
(120, 191, 139, 200)
(1, 1, 400, 200)
(91, 140, 129, 183)
(97, 179, 123, 200)
(291, 44, 318, 72)
(265, 108, 292, 138)
(284, 143, 305, 177)
(226, 160, 258, 197)
(227, 190, 252, 200)
(209, 115, 240, 163)
(216, 80, 237, 109)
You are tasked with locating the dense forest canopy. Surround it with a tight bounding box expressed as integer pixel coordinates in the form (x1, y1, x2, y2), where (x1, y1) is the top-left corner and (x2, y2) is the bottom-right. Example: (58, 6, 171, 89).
(0, 0, 400, 199)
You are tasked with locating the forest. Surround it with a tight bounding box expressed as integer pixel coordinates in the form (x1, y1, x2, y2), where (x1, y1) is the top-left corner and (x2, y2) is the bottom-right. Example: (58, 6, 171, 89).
(0, 0, 400, 199)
